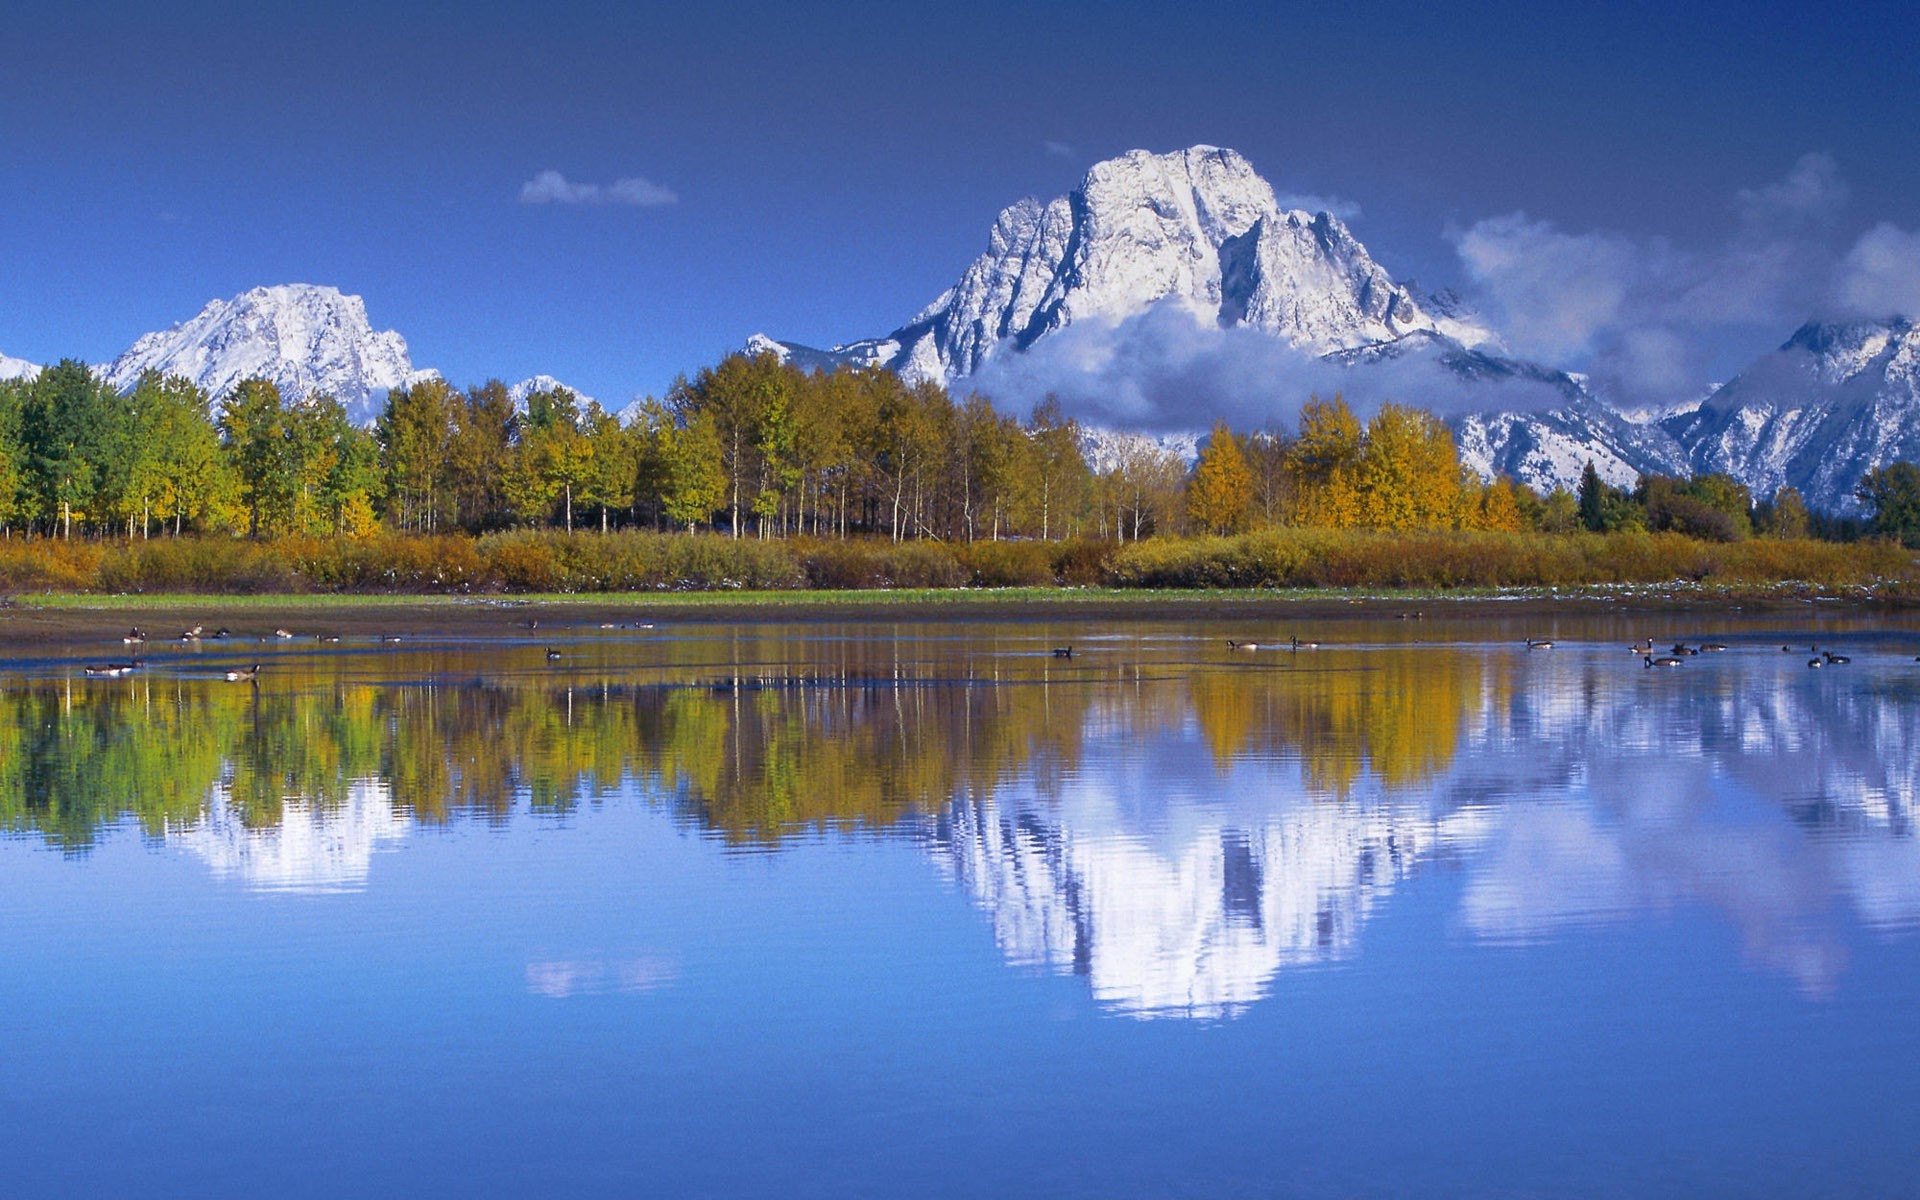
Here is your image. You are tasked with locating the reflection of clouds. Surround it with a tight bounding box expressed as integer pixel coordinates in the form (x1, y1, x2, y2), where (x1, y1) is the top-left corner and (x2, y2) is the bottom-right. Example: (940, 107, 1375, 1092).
(173, 777, 410, 894)
(938, 658, 1920, 1014)
(1455, 666, 1919, 998)
(525, 956, 679, 999)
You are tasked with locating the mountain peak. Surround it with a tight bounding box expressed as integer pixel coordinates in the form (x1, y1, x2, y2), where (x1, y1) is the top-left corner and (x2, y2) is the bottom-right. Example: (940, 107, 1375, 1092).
(766, 144, 1493, 385)
(102, 283, 417, 422)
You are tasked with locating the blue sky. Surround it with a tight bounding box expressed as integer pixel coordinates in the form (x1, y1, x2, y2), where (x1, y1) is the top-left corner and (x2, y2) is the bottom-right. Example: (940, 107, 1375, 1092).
(4, 0, 1918, 406)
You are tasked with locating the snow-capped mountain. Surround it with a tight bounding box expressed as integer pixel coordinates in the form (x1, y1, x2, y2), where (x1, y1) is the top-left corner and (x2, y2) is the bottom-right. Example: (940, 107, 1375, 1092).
(1665, 318, 1920, 512)
(101, 284, 431, 423)
(752, 145, 1500, 387)
(748, 144, 1920, 504)
(507, 374, 595, 409)
(0, 351, 40, 382)
(748, 145, 1675, 496)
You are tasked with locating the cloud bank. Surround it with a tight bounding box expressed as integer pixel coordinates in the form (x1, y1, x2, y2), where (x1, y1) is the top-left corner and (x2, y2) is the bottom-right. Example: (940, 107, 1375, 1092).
(966, 298, 1568, 433)
(1449, 153, 1920, 402)
(518, 170, 678, 207)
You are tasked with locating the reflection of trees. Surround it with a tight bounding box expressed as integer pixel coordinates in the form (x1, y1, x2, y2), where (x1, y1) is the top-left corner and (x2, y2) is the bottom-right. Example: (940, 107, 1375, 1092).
(1186, 648, 1488, 791)
(0, 649, 1501, 851)
(6, 647, 1919, 1008)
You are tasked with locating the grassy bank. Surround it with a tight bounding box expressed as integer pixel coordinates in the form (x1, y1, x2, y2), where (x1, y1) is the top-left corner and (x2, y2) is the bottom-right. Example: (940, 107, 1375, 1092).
(0, 527, 1913, 598)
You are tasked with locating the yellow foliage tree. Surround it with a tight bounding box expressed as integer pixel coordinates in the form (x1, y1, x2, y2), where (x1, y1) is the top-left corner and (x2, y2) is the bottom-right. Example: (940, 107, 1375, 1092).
(1473, 475, 1524, 531)
(1186, 422, 1253, 535)
(1288, 395, 1363, 527)
(1356, 402, 1462, 530)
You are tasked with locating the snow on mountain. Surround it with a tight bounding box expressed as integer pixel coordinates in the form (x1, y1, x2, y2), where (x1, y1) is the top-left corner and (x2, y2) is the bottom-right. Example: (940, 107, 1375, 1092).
(507, 374, 595, 409)
(749, 145, 1684, 496)
(1077, 425, 1199, 473)
(1664, 318, 1920, 512)
(101, 284, 424, 423)
(174, 776, 410, 894)
(0, 351, 41, 382)
(751, 145, 1499, 388)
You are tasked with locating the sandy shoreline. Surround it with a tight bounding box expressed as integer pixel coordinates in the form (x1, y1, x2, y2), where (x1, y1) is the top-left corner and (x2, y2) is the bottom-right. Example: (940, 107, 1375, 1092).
(0, 586, 1911, 649)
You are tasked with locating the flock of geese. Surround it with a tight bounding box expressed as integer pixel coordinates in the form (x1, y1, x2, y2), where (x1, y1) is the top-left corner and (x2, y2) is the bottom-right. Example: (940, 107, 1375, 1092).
(83, 623, 408, 682)
(76, 621, 1920, 683)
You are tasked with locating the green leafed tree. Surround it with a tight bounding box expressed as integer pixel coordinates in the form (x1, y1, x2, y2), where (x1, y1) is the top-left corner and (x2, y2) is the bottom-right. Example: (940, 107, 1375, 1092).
(1857, 461, 1920, 547)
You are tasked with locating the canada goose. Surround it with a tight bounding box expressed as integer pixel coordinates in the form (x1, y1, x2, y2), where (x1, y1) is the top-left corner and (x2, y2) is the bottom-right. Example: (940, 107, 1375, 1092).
(381, 635, 402, 644)
(122, 628, 146, 645)
(179, 625, 203, 642)
(525, 619, 539, 631)
(1629, 639, 1653, 653)
(1670, 644, 1698, 657)
(1808, 658, 1824, 669)
(210, 628, 230, 640)
(1526, 639, 1554, 650)
(1052, 646, 1074, 659)
(225, 664, 260, 682)
(1823, 651, 1851, 664)
(599, 623, 618, 629)
(1701, 643, 1729, 652)
(83, 664, 130, 678)
(274, 628, 294, 639)
(1645, 655, 1684, 668)
(1782, 645, 1796, 653)
(1290, 636, 1320, 650)
(546, 647, 563, 661)
(1225, 640, 1259, 651)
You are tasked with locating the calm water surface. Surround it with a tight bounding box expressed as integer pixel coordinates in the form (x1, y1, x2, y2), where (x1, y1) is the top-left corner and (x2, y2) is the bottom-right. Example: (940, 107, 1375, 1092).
(4, 612, 1920, 1197)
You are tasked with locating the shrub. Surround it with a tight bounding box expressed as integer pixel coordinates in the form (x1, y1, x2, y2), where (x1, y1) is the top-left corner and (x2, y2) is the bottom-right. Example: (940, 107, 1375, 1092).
(957, 541, 1056, 587)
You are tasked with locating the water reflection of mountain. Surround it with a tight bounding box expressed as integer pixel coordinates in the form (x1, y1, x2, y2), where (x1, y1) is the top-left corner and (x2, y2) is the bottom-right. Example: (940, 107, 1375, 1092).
(928, 659, 1920, 1011)
(3, 648, 1917, 1009)
(173, 777, 410, 894)
(933, 790, 1483, 1019)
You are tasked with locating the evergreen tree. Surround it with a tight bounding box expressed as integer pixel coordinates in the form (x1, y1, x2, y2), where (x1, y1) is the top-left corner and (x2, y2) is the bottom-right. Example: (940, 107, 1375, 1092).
(1577, 460, 1606, 532)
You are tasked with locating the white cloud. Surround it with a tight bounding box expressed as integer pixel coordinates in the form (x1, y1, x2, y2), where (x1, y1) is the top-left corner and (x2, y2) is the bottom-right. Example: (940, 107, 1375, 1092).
(518, 169, 678, 208)
(1274, 192, 1363, 221)
(1043, 140, 1076, 159)
(966, 297, 1568, 434)
(1446, 153, 1873, 402)
(1450, 214, 1651, 361)
(1836, 222, 1920, 319)
(1735, 152, 1849, 233)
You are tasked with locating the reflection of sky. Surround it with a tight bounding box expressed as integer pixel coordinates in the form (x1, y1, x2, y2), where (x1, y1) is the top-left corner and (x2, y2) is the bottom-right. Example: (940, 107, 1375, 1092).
(934, 657, 1920, 1015)
(172, 777, 410, 894)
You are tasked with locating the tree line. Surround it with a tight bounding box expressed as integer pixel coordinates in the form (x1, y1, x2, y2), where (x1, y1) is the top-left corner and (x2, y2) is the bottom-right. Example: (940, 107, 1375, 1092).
(3, 351, 1916, 546)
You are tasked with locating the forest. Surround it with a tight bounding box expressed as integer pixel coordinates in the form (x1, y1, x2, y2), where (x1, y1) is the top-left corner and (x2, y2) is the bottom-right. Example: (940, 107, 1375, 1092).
(1, 348, 1918, 594)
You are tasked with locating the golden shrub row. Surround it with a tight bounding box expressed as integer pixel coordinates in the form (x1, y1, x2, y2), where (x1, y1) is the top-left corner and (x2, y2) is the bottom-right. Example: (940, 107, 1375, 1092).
(0, 529, 1910, 595)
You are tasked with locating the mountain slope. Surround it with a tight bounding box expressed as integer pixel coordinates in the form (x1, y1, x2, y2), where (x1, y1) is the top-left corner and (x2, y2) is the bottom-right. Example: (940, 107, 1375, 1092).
(1665, 318, 1920, 512)
(101, 284, 428, 422)
(1, 352, 41, 382)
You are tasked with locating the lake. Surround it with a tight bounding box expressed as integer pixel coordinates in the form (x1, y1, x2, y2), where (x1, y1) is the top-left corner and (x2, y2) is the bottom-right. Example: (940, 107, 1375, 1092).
(4, 610, 1920, 1197)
